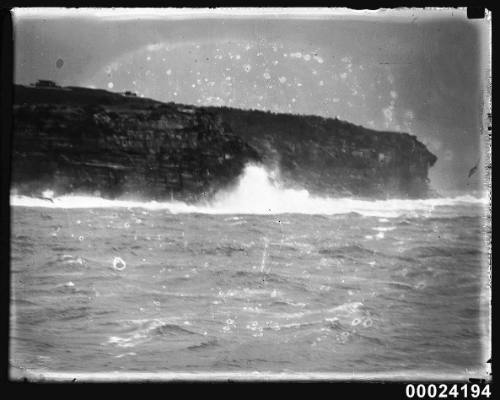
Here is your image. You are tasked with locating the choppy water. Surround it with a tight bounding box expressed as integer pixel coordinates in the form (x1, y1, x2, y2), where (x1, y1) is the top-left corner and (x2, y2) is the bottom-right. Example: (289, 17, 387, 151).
(9, 166, 491, 378)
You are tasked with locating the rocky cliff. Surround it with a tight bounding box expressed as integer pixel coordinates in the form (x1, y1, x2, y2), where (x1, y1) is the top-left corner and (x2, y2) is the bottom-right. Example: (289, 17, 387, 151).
(12, 84, 437, 201)
(205, 106, 437, 198)
(12, 85, 260, 201)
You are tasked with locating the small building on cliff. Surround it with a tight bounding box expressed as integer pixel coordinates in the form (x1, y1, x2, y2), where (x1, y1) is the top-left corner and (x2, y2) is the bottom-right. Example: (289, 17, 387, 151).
(32, 80, 60, 88)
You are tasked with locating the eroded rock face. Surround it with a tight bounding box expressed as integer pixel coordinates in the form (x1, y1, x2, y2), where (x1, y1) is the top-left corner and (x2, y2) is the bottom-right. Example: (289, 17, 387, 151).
(12, 85, 260, 201)
(12, 84, 437, 201)
(205, 107, 437, 199)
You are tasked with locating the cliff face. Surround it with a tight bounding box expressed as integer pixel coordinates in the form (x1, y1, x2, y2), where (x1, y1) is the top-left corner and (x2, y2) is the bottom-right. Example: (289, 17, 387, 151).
(205, 107, 437, 198)
(12, 84, 437, 200)
(12, 85, 260, 201)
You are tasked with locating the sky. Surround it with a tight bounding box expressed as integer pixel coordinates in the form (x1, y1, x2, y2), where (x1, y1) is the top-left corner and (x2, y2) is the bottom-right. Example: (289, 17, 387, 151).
(12, 8, 491, 194)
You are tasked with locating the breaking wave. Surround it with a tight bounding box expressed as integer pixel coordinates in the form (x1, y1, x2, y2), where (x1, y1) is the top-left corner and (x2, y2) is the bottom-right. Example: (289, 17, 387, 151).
(10, 164, 488, 217)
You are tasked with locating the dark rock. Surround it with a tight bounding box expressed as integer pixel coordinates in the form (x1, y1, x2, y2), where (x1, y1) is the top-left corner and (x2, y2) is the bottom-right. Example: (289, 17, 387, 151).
(11, 84, 437, 201)
(204, 106, 437, 199)
(12, 85, 260, 201)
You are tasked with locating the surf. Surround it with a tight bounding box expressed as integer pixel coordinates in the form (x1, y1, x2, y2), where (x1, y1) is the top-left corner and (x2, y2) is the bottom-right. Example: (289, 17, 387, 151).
(10, 163, 488, 217)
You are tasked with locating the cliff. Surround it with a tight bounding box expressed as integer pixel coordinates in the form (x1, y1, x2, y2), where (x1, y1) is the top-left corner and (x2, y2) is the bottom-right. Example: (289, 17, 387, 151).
(204, 106, 437, 198)
(12, 85, 260, 201)
(11, 84, 437, 201)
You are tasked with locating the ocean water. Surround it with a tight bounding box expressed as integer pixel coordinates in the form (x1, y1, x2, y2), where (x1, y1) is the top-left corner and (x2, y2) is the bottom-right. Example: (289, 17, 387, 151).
(9, 165, 491, 379)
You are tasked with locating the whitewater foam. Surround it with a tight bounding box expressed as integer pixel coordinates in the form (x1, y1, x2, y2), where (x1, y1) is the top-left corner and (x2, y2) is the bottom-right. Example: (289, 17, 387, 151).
(10, 164, 488, 217)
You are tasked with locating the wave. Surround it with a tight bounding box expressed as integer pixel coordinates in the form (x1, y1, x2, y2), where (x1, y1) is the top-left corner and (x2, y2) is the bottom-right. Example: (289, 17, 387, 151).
(10, 164, 488, 216)
(106, 318, 200, 348)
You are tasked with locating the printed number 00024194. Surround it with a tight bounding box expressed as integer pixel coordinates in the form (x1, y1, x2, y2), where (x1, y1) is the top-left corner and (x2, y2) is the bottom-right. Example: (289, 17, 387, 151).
(405, 384, 491, 399)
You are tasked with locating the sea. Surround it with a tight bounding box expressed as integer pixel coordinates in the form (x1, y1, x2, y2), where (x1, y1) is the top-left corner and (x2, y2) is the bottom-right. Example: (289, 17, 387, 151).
(9, 165, 491, 380)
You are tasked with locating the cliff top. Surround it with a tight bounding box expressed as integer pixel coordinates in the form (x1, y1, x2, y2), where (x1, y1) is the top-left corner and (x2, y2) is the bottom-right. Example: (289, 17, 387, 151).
(13, 83, 433, 155)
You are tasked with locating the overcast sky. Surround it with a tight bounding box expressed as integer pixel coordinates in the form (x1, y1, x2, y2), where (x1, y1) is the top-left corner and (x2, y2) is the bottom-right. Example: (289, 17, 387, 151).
(12, 8, 490, 194)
